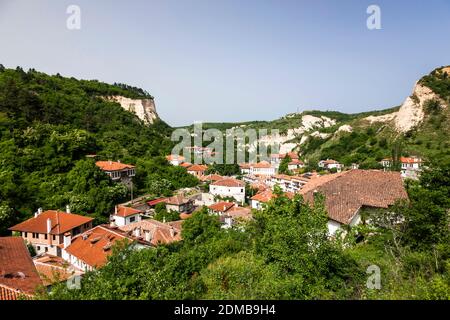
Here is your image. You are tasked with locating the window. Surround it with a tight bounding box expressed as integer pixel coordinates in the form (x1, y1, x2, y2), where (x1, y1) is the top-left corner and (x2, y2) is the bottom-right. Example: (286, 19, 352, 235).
(45, 247, 48, 252)
(37, 246, 41, 251)
(129, 216, 136, 223)
(24, 232, 28, 238)
(45, 234, 48, 240)
(52, 235, 56, 241)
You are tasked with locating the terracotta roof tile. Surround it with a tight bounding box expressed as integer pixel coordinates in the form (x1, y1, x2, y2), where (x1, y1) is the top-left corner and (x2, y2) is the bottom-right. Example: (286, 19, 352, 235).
(212, 178, 245, 187)
(300, 170, 408, 224)
(114, 206, 142, 218)
(208, 202, 235, 212)
(9, 211, 93, 235)
(119, 219, 182, 246)
(64, 225, 132, 268)
(0, 237, 42, 298)
(95, 161, 135, 171)
(187, 164, 208, 172)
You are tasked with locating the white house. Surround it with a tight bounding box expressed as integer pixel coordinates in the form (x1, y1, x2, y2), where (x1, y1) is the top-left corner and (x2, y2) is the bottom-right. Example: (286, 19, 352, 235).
(318, 159, 342, 171)
(380, 157, 423, 179)
(240, 161, 276, 176)
(267, 174, 309, 193)
(110, 206, 143, 227)
(62, 225, 149, 272)
(299, 170, 408, 236)
(209, 178, 246, 204)
(166, 154, 186, 166)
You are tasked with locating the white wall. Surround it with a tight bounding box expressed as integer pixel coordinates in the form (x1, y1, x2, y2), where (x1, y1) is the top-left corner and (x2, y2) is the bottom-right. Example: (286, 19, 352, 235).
(210, 185, 245, 204)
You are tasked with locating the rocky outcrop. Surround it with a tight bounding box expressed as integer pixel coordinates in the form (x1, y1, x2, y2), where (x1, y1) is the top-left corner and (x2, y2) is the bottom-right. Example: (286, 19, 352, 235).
(107, 96, 159, 124)
(363, 82, 445, 133)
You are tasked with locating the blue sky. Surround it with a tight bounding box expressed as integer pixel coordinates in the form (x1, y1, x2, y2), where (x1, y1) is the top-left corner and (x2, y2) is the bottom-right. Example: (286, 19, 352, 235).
(0, 0, 449, 126)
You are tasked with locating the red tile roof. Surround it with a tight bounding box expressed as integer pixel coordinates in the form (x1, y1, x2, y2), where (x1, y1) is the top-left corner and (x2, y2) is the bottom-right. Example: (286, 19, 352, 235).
(211, 178, 245, 187)
(147, 198, 168, 206)
(165, 194, 191, 206)
(33, 254, 78, 286)
(251, 161, 272, 168)
(8, 210, 93, 235)
(0, 237, 42, 298)
(166, 155, 185, 162)
(300, 170, 408, 224)
(251, 189, 294, 203)
(208, 202, 235, 213)
(114, 206, 142, 218)
(95, 161, 135, 171)
(200, 174, 224, 182)
(187, 164, 208, 172)
(64, 225, 133, 268)
(179, 162, 192, 168)
(119, 219, 182, 246)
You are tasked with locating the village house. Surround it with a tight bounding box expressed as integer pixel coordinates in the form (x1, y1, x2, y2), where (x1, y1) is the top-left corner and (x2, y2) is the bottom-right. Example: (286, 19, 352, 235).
(119, 219, 183, 246)
(288, 159, 305, 171)
(8, 208, 94, 257)
(110, 205, 143, 227)
(208, 201, 235, 216)
(33, 254, 82, 289)
(62, 225, 149, 272)
(164, 194, 195, 215)
(166, 154, 185, 166)
(318, 159, 343, 171)
(209, 178, 246, 204)
(0, 237, 43, 300)
(380, 157, 423, 179)
(250, 189, 294, 210)
(300, 169, 408, 236)
(95, 160, 136, 183)
(186, 164, 208, 178)
(220, 207, 253, 229)
(270, 152, 300, 168)
(239, 161, 276, 176)
(199, 174, 224, 183)
(267, 174, 310, 193)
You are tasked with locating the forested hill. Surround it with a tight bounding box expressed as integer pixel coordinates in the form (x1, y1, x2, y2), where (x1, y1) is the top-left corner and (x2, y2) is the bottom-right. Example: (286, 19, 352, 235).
(0, 65, 198, 233)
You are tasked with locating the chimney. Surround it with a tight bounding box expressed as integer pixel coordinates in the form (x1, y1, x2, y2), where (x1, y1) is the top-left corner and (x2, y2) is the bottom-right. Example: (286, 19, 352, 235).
(46, 218, 52, 234)
(169, 226, 175, 238)
(35, 207, 43, 217)
(110, 219, 116, 228)
(66, 204, 70, 214)
(145, 230, 153, 243)
(117, 160, 121, 163)
(63, 232, 72, 249)
(115, 206, 118, 215)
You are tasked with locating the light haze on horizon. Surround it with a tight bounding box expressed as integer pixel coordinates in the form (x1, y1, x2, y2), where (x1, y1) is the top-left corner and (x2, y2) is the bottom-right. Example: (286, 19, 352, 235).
(0, 0, 449, 126)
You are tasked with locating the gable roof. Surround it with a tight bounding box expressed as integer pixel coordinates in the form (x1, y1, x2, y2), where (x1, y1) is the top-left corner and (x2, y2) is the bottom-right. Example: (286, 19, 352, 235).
(187, 164, 208, 172)
(211, 178, 245, 187)
(64, 225, 134, 268)
(95, 161, 135, 171)
(251, 189, 294, 203)
(208, 201, 235, 212)
(113, 206, 142, 218)
(200, 174, 224, 182)
(33, 254, 79, 287)
(165, 194, 191, 206)
(0, 237, 43, 298)
(166, 155, 185, 162)
(119, 219, 182, 246)
(251, 161, 272, 168)
(300, 170, 408, 224)
(8, 210, 93, 235)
